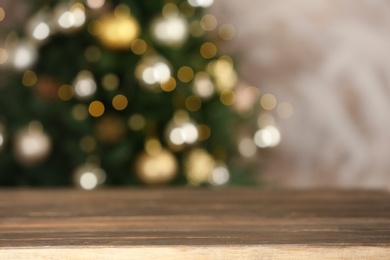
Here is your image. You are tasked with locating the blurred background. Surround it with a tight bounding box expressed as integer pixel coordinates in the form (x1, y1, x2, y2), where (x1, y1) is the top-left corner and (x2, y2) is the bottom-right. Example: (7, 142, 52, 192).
(1, 0, 390, 189)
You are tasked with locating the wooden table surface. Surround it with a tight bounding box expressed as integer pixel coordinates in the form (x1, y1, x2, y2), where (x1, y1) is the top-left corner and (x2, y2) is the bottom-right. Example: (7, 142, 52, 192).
(1, 188, 390, 259)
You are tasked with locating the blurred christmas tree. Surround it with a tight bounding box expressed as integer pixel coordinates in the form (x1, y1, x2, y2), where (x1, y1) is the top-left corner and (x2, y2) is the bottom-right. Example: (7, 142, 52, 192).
(0, 0, 278, 188)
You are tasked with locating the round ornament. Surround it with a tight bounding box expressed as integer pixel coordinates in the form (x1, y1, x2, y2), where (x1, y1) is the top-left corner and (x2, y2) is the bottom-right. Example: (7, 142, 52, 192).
(13, 122, 51, 165)
(135, 148, 178, 185)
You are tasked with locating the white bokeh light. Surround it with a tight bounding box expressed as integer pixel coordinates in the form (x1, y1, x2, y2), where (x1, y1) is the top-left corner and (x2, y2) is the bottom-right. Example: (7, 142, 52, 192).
(33, 22, 50, 40)
(188, 0, 214, 8)
(73, 71, 97, 99)
(168, 121, 199, 146)
(193, 72, 214, 98)
(151, 15, 188, 47)
(86, 0, 105, 9)
(13, 44, 37, 69)
(141, 61, 171, 85)
(254, 125, 281, 148)
(209, 165, 229, 186)
(80, 172, 98, 190)
(58, 11, 75, 29)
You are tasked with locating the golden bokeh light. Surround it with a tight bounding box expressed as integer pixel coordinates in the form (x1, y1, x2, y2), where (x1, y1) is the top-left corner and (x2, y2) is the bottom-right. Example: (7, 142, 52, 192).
(160, 76, 176, 92)
(197, 124, 211, 141)
(162, 3, 179, 18)
(88, 101, 105, 117)
(135, 149, 178, 185)
(145, 138, 162, 156)
(86, 0, 105, 9)
(219, 24, 236, 41)
(22, 70, 37, 87)
(200, 14, 217, 31)
(128, 114, 146, 130)
(220, 89, 236, 106)
(177, 66, 194, 83)
(257, 113, 275, 128)
(260, 93, 277, 110)
(185, 148, 215, 186)
(189, 20, 204, 37)
(85, 46, 101, 62)
(179, 1, 195, 17)
(88, 20, 102, 36)
(131, 39, 147, 55)
(102, 73, 119, 91)
(95, 6, 140, 50)
(185, 95, 202, 111)
(277, 102, 294, 119)
(0, 48, 8, 64)
(72, 104, 88, 121)
(58, 84, 74, 101)
(200, 42, 217, 59)
(112, 94, 128, 110)
(0, 8, 5, 22)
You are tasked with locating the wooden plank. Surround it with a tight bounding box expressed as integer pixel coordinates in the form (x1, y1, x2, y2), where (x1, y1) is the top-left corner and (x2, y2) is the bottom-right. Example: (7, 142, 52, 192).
(0, 189, 390, 259)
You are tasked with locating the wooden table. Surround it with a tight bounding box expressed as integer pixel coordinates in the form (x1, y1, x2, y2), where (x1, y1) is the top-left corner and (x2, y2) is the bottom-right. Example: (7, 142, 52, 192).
(1, 189, 390, 259)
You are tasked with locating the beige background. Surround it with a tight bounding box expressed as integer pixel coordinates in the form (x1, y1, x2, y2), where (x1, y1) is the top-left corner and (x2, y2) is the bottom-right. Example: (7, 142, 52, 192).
(211, 0, 390, 189)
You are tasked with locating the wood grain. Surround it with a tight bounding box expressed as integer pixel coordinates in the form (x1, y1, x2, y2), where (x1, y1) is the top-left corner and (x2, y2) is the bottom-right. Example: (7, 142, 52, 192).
(1, 188, 390, 259)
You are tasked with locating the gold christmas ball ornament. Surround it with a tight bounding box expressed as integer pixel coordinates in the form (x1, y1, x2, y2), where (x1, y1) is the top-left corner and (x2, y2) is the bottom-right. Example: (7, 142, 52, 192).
(184, 148, 215, 186)
(94, 5, 140, 50)
(135, 148, 178, 185)
(13, 121, 51, 166)
(73, 164, 106, 190)
(135, 55, 172, 91)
